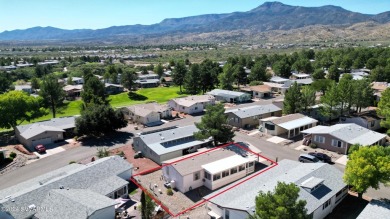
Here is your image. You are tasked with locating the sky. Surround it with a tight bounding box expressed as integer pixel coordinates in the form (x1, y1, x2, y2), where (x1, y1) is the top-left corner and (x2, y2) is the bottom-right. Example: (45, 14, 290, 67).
(1, 0, 390, 32)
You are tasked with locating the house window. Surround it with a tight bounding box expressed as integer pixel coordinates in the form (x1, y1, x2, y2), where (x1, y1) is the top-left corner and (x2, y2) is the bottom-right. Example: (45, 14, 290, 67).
(248, 162, 254, 167)
(213, 173, 221, 181)
(205, 171, 211, 180)
(265, 123, 275, 130)
(371, 120, 375, 127)
(195, 107, 198, 110)
(225, 209, 230, 219)
(331, 139, 343, 148)
(222, 170, 230, 178)
(314, 135, 325, 144)
(271, 112, 275, 116)
(193, 171, 200, 181)
(322, 198, 331, 210)
(239, 165, 245, 171)
(230, 167, 237, 175)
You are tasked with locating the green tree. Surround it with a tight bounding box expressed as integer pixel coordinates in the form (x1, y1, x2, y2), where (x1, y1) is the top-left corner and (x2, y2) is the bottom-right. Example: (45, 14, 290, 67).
(252, 182, 308, 219)
(354, 79, 373, 112)
(344, 146, 390, 198)
(233, 64, 247, 88)
(327, 65, 340, 82)
(320, 82, 340, 123)
(81, 76, 107, 105)
(67, 76, 74, 85)
(154, 63, 164, 78)
(377, 88, 390, 133)
(312, 69, 325, 80)
(194, 104, 235, 146)
(39, 75, 65, 118)
(75, 104, 127, 137)
(366, 57, 378, 70)
(301, 86, 316, 112)
(283, 82, 302, 114)
(338, 74, 354, 116)
(172, 60, 187, 93)
(184, 63, 201, 95)
(248, 61, 269, 82)
(200, 59, 220, 94)
(0, 91, 47, 130)
(218, 63, 235, 90)
(139, 191, 155, 219)
(121, 70, 137, 92)
(311, 79, 333, 95)
(0, 73, 12, 93)
(273, 59, 292, 78)
(292, 58, 313, 73)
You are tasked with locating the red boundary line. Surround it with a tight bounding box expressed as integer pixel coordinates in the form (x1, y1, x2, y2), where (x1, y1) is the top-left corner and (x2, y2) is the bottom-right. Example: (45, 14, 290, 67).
(130, 142, 278, 217)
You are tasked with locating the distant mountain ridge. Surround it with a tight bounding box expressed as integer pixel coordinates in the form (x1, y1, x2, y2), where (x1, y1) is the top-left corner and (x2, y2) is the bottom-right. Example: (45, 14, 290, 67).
(1, 1, 390, 43)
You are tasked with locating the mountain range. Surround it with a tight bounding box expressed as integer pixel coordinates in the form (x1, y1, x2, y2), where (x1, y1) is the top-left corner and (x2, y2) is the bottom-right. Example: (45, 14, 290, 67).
(1, 1, 390, 44)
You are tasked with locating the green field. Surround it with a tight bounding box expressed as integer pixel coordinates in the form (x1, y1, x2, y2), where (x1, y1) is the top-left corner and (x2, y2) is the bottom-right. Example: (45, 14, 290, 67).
(20, 86, 185, 126)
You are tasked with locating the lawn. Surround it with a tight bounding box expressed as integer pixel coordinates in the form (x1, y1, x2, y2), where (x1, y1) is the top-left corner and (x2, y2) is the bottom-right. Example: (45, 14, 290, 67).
(109, 86, 185, 108)
(6, 86, 185, 129)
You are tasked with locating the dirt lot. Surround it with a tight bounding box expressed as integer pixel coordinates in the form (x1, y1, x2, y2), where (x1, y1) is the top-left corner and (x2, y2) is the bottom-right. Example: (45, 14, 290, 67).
(110, 145, 159, 174)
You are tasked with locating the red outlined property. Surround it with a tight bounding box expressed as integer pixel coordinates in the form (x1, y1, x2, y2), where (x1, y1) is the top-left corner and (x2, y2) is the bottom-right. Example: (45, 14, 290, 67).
(131, 142, 278, 217)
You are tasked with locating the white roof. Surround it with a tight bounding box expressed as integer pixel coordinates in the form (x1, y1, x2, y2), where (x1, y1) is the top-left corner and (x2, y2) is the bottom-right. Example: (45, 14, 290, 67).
(278, 117, 318, 130)
(202, 155, 255, 174)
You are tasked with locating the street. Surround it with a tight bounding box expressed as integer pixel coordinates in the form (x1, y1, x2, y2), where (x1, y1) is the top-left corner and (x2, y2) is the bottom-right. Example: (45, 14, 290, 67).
(1, 99, 389, 200)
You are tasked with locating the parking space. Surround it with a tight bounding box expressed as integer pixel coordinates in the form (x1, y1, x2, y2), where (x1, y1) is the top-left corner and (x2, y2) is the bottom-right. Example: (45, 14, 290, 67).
(267, 136, 287, 144)
(33, 146, 66, 159)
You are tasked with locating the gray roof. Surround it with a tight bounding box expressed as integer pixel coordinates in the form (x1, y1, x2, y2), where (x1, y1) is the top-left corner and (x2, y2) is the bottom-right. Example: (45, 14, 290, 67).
(302, 124, 386, 146)
(293, 78, 313, 85)
(14, 85, 32, 90)
(270, 76, 290, 83)
(0, 156, 132, 219)
(16, 116, 77, 140)
(205, 160, 346, 215)
(138, 125, 210, 155)
(35, 189, 117, 219)
(128, 102, 169, 117)
(225, 104, 281, 119)
(357, 199, 390, 219)
(207, 89, 250, 99)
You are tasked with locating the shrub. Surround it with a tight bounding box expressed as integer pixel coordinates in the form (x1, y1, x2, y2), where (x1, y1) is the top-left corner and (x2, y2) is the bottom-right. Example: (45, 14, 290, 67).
(118, 151, 125, 157)
(69, 161, 76, 164)
(249, 81, 264, 86)
(9, 152, 17, 158)
(166, 188, 173, 196)
(6, 157, 14, 162)
(309, 143, 317, 149)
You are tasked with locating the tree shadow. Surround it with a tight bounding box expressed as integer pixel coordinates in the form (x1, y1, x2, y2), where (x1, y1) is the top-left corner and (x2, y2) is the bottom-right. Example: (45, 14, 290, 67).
(128, 92, 148, 101)
(79, 131, 134, 147)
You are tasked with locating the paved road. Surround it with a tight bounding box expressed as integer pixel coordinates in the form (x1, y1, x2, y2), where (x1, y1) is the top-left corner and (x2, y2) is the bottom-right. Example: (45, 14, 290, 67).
(0, 146, 98, 190)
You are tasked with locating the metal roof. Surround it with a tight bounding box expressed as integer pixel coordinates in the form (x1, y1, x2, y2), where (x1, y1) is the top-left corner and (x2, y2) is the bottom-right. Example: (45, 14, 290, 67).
(207, 89, 251, 98)
(278, 116, 318, 130)
(225, 104, 281, 119)
(270, 76, 290, 83)
(138, 125, 211, 155)
(300, 177, 324, 189)
(202, 154, 255, 175)
(171, 95, 215, 107)
(302, 123, 386, 145)
(0, 156, 132, 219)
(205, 160, 346, 215)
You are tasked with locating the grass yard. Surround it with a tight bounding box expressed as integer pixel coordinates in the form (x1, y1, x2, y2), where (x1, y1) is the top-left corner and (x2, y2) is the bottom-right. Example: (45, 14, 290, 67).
(109, 86, 185, 108)
(2, 86, 185, 130)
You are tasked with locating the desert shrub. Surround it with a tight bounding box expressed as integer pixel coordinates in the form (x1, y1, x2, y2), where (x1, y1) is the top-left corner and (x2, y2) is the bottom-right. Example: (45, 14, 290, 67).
(309, 143, 317, 149)
(166, 188, 173, 196)
(9, 152, 17, 158)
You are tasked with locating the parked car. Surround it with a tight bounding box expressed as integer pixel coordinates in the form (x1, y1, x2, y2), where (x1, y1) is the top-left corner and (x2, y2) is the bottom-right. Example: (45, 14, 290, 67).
(298, 154, 323, 163)
(308, 152, 332, 163)
(35, 144, 46, 153)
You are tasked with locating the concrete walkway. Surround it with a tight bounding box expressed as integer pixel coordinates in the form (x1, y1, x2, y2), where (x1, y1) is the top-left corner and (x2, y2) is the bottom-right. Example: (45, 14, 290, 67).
(267, 136, 286, 144)
(335, 155, 349, 166)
